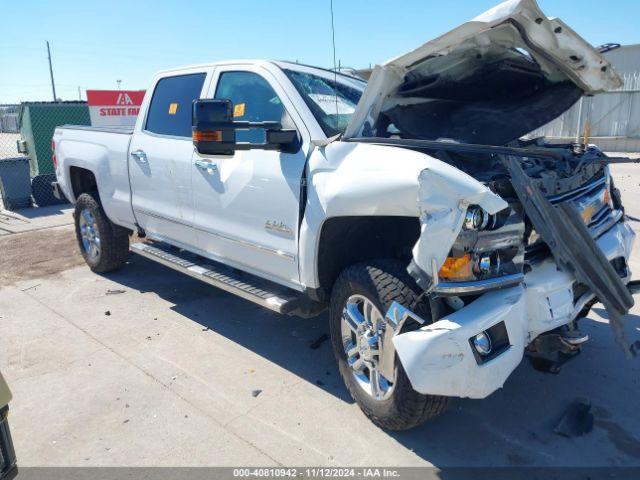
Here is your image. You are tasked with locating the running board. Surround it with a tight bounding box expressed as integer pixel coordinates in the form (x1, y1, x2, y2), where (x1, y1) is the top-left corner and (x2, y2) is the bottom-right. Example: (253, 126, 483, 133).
(130, 242, 301, 314)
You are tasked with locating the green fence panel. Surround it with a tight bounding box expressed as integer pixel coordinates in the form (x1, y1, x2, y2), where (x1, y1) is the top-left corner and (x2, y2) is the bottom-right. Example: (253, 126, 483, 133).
(19, 102, 90, 176)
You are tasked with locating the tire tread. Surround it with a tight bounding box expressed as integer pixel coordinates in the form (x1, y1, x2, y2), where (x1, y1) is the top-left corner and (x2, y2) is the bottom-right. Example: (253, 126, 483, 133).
(330, 259, 449, 430)
(74, 192, 129, 273)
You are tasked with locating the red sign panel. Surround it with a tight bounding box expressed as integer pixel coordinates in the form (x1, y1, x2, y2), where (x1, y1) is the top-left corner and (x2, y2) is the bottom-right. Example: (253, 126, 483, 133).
(86, 90, 146, 126)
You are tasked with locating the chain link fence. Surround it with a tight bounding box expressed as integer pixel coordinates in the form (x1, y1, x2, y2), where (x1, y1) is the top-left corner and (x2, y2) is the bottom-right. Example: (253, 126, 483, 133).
(0, 102, 89, 211)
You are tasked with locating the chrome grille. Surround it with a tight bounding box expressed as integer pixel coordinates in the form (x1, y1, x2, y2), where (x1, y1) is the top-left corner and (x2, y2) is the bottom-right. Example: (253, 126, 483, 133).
(548, 175, 620, 238)
(525, 175, 621, 263)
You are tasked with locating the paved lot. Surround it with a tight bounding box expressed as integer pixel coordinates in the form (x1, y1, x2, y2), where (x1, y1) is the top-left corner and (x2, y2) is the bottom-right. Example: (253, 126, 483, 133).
(0, 204, 73, 235)
(1, 164, 639, 467)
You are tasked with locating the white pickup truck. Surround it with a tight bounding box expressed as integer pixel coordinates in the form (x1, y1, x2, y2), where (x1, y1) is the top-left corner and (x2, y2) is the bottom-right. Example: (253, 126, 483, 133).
(52, 0, 638, 430)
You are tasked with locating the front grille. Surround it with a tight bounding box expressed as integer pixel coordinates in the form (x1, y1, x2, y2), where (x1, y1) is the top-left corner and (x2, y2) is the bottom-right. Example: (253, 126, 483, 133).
(526, 175, 621, 264)
(588, 204, 614, 230)
(571, 257, 628, 305)
(548, 176, 606, 203)
(548, 175, 620, 238)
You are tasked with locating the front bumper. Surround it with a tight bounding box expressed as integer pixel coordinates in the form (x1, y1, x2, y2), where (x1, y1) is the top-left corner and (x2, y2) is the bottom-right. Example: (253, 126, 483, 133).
(393, 219, 636, 399)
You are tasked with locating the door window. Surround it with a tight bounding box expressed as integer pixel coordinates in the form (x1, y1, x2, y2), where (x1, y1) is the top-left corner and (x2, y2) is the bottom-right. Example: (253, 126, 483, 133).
(214, 71, 285, 143)
(145, 73, 206, 137)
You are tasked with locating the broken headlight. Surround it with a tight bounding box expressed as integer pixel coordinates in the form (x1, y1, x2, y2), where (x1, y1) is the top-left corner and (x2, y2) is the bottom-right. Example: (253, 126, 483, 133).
(438, 205, 525, 283)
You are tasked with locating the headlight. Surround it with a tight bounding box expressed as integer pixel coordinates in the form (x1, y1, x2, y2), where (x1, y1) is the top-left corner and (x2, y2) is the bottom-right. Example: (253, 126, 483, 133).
(463, 206, 488, 230)
(438, 206, 524, 283)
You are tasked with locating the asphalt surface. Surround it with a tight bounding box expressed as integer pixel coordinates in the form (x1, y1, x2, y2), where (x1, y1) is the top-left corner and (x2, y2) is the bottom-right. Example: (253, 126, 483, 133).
(0, 164, 639, 467)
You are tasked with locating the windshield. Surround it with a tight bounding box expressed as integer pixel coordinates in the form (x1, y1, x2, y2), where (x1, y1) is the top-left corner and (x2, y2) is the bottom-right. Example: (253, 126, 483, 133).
(284, 68, 365, 137)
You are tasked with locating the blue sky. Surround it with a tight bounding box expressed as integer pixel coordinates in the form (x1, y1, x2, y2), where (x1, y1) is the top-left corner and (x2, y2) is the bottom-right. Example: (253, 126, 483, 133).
(1, 0, 638, 103)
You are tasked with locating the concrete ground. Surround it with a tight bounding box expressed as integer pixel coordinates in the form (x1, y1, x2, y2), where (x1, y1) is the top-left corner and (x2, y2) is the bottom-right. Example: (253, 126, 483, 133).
(0, 204, 73, 235)
(1, 164, 639, 467)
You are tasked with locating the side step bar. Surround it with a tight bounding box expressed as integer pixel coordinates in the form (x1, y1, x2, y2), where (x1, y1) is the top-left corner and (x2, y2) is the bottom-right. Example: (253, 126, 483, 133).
(130, 242, 301, 314)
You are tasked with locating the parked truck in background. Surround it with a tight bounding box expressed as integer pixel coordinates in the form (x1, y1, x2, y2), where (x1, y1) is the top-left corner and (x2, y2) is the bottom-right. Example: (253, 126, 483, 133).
(51, 0, 638, 430)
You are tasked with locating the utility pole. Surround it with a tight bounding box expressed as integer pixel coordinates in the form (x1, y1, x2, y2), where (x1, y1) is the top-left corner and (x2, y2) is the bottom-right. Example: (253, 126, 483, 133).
(78, 86, 82, 101)
(46, 41, 57, 101)
(117, 80, 122, 90)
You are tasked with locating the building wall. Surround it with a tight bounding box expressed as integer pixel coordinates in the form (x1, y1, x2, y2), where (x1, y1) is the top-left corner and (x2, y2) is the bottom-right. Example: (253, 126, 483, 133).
(530, 44, 640, 152)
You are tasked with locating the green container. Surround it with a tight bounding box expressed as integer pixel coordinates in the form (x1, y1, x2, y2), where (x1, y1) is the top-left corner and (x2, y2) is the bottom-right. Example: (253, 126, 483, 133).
(19, 102, 90, 176)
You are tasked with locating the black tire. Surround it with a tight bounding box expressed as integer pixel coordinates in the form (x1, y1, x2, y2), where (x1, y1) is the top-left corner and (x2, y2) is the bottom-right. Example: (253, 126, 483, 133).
(329, 259, 448, 430)
(74, 192, 129, 273)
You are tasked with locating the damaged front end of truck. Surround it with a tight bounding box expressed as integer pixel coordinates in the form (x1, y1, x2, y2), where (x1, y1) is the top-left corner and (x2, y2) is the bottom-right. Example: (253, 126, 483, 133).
(380, 143, 636, 398)
(344, 0, 638, 398)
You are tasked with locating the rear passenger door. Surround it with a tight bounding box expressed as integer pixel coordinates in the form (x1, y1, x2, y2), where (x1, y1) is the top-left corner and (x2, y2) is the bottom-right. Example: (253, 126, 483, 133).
(129, 70, 209, 247)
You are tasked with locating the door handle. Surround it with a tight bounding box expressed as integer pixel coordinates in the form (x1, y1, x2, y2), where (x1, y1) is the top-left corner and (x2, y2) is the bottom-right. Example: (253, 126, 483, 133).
(194, 159, 218, 173)
(130, 149, 147, 163)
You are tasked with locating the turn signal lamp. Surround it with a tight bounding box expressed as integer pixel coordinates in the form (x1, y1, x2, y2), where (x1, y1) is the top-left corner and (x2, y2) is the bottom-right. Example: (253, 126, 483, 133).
(192, 130, 223, 142)
(603, 187, 612, 207)
(438, 254, 473, 280)
(51, 138, 57, 170)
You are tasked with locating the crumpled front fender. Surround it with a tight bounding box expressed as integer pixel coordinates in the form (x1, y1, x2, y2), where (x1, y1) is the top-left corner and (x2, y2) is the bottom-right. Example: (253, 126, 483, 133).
(408, 166, 507, 291)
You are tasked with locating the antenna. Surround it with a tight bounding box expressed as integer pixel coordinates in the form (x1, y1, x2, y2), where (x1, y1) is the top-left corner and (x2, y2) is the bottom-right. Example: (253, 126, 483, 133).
(330, 0, 339, 129)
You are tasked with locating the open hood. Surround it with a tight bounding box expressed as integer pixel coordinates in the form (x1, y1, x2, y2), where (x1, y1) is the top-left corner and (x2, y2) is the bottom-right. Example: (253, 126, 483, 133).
(344, 0, 622, 145)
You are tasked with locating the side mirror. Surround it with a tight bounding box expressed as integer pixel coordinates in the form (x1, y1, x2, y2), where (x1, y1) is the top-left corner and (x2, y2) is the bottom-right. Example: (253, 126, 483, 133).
(192, 99, 299, 155)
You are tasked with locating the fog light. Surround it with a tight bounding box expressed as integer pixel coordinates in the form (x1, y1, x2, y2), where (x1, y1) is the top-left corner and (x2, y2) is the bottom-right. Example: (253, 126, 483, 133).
(473, 331, 492, 356)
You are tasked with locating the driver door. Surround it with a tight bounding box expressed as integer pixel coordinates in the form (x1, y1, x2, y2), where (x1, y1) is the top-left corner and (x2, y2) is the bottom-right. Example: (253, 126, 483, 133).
(191, 65, 311, 288)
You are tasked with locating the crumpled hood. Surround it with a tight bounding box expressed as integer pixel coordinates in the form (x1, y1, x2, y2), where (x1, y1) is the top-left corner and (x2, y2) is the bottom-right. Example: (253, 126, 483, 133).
(344, 0, 622, 145)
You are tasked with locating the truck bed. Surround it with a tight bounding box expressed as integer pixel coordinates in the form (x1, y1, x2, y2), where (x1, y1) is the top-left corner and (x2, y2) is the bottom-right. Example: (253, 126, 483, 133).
(60, 124, 134, 135)
(53, 124, 136, 230)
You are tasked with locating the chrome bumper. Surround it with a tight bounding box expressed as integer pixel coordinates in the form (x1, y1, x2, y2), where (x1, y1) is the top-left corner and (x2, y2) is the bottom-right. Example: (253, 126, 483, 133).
(432, 273, 524, 296)
(392, 220, 636, 399)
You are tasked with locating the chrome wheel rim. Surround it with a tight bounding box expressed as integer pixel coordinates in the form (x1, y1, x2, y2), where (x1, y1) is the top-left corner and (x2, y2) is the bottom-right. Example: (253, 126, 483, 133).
(79, 208, 100, 261)
(341, 294, 395, 401)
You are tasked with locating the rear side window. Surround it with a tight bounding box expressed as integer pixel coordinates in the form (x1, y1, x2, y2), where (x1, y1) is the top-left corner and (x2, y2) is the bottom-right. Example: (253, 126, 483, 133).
(145, 73, 206, 137)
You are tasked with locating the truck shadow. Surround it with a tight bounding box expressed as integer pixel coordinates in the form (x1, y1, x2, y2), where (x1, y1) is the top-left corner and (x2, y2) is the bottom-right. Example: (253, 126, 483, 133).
(106, 255, 353, 402)
(105, 255, 640, 468)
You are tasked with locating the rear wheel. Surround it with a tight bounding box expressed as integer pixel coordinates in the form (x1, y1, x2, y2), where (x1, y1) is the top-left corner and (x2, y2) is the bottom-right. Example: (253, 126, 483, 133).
(329, 259, 449, 430)
(74, 192, 129, 273)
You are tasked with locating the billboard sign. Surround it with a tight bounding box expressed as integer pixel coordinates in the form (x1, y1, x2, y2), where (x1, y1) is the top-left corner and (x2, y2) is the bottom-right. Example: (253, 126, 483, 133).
(86, 90, 145, 127)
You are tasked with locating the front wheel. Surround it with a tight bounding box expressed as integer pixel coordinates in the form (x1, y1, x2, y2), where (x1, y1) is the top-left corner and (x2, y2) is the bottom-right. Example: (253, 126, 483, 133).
(329, 259, 448, 430)
(74, 192, 129, 273)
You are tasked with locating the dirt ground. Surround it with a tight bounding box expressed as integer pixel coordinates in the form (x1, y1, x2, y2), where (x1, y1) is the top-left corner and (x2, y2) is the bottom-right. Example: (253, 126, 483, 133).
(0, 225, 83, 286)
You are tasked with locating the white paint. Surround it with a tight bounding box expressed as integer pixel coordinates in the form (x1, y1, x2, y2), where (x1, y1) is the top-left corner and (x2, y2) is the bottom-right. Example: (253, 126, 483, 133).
(344, 0, 623, 139)
(394, 220, 635, 399)
(411, 166, 507, 287)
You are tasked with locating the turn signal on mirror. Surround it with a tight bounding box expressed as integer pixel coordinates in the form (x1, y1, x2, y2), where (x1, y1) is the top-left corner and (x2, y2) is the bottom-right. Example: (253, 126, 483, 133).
(192, 130, 223, 142)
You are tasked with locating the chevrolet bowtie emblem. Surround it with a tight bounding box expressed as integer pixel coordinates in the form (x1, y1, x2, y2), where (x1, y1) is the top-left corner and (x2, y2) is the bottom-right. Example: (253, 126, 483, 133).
(580, 204, 596, 225)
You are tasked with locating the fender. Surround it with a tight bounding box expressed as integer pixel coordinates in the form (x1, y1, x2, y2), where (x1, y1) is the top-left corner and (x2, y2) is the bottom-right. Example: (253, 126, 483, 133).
(297, 140, 506, 290)
(409, 164, 507, 292)
(55, 129, 136, 229)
